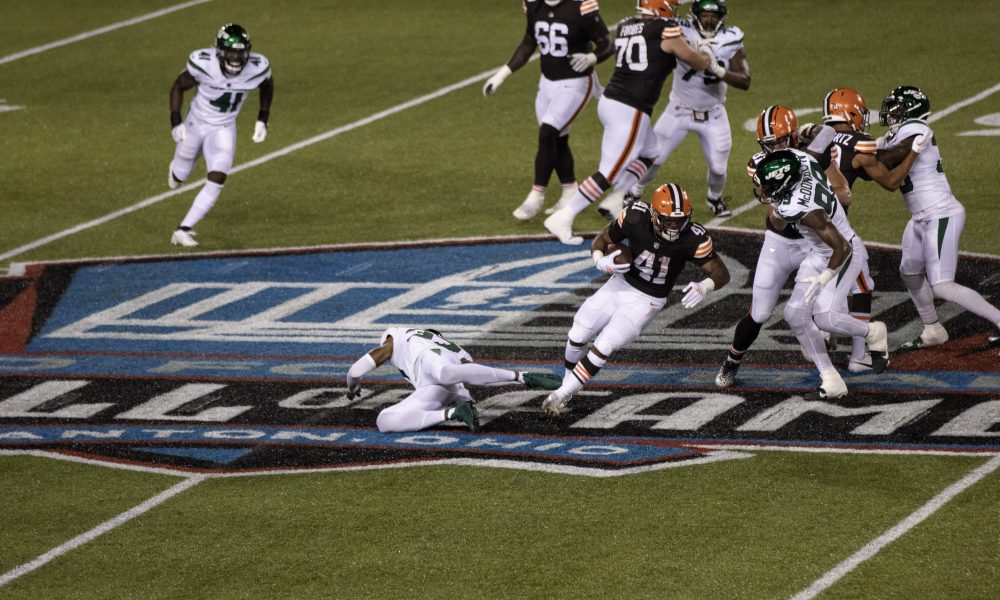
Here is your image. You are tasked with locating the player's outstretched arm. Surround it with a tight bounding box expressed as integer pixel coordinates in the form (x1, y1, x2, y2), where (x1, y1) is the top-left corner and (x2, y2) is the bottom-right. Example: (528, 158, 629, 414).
(346, 337, 393, 399)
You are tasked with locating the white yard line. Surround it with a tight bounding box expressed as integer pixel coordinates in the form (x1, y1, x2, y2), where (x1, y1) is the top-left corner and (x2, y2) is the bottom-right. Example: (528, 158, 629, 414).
(0, 475, 205, 587)
(708, 81, 1000, 228)
(0, 0, 212, 66)
(789, 454, 1000, 600)
(0, 67, 502, 265)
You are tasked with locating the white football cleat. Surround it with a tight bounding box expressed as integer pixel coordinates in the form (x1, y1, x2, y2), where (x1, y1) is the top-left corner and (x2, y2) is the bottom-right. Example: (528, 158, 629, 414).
(167, 167, 181, 190)
(864, 320, 890, 373)
(513, 189, 545, 220)
(597, 188, 626, 220)
(546, 183, 577, 215)
(543, 208, 583, 245)
(170, 229, 198, 247)
(541, 390, 571, 416)
(847, 353, 873, 373)
(812, 370, 848, 399)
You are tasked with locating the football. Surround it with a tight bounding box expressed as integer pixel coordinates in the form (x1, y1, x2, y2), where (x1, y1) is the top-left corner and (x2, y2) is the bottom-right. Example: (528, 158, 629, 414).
(605, 243, 633, 265)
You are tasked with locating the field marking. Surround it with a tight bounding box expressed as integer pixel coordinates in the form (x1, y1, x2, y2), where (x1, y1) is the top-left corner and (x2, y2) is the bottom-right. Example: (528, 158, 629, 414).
(710, 80, 1000, 227)
(789, 454, 1000, 600)
(0, 0, 212, 66)
(0, 475, 205, 588)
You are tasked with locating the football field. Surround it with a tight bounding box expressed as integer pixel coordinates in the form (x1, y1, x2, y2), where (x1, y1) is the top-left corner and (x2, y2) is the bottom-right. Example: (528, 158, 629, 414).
(1, 1, 999, 598)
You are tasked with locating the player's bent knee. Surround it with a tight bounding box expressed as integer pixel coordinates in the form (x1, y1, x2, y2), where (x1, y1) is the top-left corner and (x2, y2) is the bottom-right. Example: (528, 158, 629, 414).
(376, 409, 408, 433)
(207, 171, 228, 185)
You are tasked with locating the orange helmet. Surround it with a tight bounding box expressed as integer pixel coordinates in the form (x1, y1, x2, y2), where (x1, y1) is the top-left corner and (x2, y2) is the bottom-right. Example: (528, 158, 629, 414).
(823, 87, 870, 131)
(756, 105, 799, 153)
(650, 183, 692, 242)
(637, 0, 679, 18)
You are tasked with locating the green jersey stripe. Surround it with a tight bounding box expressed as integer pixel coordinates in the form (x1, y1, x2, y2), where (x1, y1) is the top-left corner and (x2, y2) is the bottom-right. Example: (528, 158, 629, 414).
(187, 59, 209, 76)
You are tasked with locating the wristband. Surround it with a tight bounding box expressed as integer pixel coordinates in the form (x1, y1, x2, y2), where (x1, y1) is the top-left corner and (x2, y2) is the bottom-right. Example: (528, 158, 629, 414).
(592, 250, 605, 267)
(170, 111, 182, 127)
(348, 353, 377, 379)
(699, 277, 716, 293)
(257, 110, 269, 125)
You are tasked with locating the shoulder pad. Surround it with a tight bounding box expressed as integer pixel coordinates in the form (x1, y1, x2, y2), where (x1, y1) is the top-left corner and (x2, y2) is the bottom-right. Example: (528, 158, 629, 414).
(580, 0, 600, 15)
(661, 19, 682, 38)
(190, 49, 212, 63)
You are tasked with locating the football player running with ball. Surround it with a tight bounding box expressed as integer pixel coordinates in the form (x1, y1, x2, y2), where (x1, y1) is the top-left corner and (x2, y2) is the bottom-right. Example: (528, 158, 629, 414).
(346, 328, 561, 433)
(483, 0, 614, 221)
(877, 86, 1000, 356)
(752, 150, 890, 399)
(167, 24, 274, 248)
(542, 183, 730, 416)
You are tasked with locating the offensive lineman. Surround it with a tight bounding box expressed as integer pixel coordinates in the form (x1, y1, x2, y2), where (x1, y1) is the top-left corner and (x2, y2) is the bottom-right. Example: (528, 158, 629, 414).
(609, 0, 750, 219)
(817, 87, 920, 371)
(346, 328, 561, 433)
(168, 23, 274, 247)
(542, 182, 729, 416)
(483, 0, 614, 220)
(542, 0, 714, 245)
(877, 85, 1000, 356)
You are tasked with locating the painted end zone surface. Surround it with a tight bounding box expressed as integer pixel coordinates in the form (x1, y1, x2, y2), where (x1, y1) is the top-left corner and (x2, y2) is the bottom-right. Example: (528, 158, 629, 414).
(0, 234, 998, 475)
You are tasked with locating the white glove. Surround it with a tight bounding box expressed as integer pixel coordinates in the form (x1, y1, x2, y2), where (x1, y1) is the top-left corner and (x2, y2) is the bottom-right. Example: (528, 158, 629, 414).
(346, 377, 361, 400)
(802, 268, 836, 307)
(171, 123, 186, 143)
(708, 61, 726, 79)
(681, 278, 715, 309)
(482, 65, 512, 96)
(874, 135, 887, 150)
(569, 52, 597, 73)
(911, 133, 931, 154)
(797, 123, 816, 143)
(593, 250, 630, 275)
(252, 120, 268, 143)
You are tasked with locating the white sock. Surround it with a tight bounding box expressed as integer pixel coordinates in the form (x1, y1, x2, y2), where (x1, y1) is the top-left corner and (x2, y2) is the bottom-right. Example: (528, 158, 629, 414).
(180, 181, 224, 229)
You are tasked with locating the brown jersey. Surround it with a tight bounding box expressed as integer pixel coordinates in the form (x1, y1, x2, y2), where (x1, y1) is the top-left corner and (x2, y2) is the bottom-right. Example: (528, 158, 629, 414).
(830, 130, 877, 189)
(602, 16, 682, 115)
(524, 0, 607, 81)
(607, 201, 715, 298)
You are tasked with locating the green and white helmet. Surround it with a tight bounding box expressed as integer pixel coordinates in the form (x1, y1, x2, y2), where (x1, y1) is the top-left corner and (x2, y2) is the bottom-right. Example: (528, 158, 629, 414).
(691, 0, 728, 37)
(753, 149, 801, 205)
(216, 23, 251, 76)
(879, 85, 931, 127)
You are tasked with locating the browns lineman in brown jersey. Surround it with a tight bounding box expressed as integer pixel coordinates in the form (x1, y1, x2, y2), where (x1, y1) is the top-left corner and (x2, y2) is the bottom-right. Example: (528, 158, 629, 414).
(542, 182, 729, 416)
(820, 87, 921, 372)
(483, 0, 614, 221)
(543, 0, 715, 246)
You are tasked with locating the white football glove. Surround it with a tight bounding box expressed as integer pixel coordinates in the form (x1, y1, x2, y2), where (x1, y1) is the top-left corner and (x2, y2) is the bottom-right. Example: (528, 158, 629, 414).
(874, 135, 887, 150)
(346, 376, 361, 400)
(708, 60, 726, 79)
(911, 133, 931, 154)
(802, 268, 836, 307)
(252, 120, 268, 143)
(593, 250, 630, 275)
(569, 52, 597, 73)
(681, 278, 714, 309)
(483, 65, 512, 97)
(171, 123, 186, 143)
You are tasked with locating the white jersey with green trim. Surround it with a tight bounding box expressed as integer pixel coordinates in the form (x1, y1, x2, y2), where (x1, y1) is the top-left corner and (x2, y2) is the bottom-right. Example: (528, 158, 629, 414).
(667, 20, 744, 111)
(381, 327, 473, 384)
(771, 149, 857, 257)
(184, 48, 271, 126)
(883, 120, 960, 220)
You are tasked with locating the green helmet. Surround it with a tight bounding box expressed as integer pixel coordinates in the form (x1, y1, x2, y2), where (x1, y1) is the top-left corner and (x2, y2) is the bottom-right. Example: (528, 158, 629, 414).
(216, 23, 251, 76)
(691, 0, 728, 37)
(753, 149, 801, 205)
(879, 85, 930, 127)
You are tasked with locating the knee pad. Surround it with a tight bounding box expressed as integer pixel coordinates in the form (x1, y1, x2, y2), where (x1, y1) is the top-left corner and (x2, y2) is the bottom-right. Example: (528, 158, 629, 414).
(783, 303, 810, 331)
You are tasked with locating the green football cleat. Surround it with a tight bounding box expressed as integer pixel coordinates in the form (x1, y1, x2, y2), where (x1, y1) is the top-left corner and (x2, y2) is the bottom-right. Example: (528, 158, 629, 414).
(451, 402, 479, 432)
(521, 372, 561, 390)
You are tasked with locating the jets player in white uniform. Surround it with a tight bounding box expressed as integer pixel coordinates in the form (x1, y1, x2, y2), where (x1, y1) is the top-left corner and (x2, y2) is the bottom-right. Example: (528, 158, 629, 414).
(879, 86, 1000, 355)
(345, 328, 561, 433)
(167, 23, 274, 247)
(753, 149, 890, 399)
(602, 0, 749, 219)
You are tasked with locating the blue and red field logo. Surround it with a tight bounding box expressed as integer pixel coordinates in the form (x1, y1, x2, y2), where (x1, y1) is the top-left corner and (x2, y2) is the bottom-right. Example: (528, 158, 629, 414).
(1, 234, 998, 475)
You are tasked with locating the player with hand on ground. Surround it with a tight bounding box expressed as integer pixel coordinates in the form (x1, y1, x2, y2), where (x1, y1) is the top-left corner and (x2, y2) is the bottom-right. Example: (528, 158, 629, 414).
(347, 328, 561, 432)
